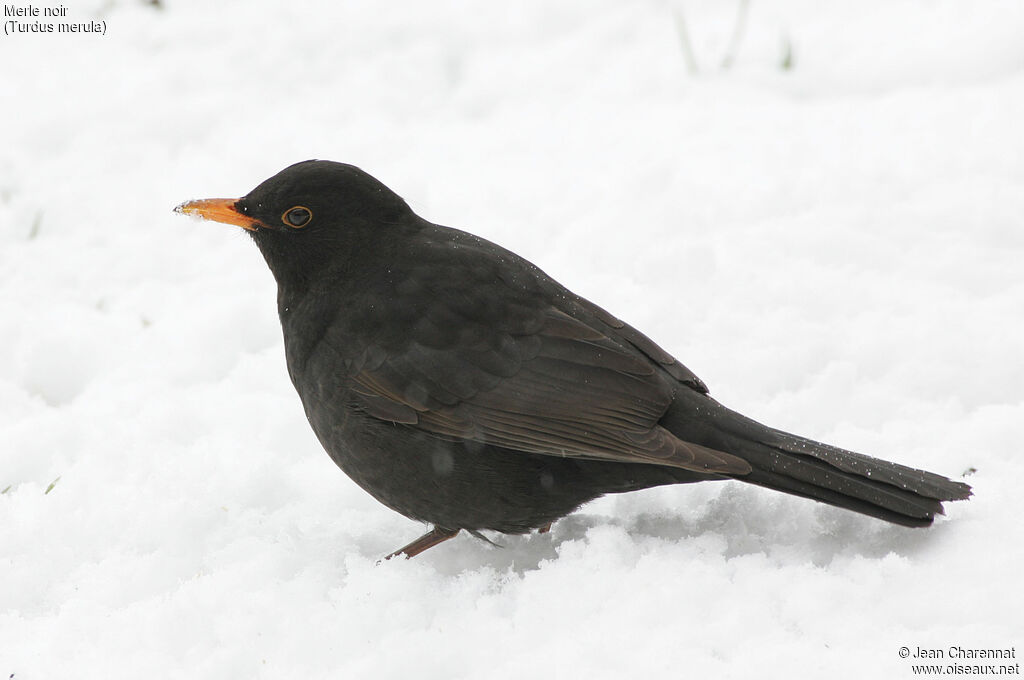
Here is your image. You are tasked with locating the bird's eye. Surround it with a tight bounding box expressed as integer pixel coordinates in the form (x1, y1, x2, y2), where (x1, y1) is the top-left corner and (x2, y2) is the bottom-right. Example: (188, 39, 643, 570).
(282, 206, 312, 228)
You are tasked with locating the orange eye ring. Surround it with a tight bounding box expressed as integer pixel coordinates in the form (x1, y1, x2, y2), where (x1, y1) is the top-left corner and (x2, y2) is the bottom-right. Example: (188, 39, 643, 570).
(282, 206, 313, 228)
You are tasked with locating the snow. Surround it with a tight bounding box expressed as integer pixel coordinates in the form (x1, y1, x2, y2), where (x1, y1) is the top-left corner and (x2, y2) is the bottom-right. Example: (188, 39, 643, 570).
(2, 0, 1022, 677)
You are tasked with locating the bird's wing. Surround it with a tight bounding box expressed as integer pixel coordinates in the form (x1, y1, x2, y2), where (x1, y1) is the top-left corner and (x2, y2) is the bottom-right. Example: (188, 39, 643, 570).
(332, 254, 749, 476)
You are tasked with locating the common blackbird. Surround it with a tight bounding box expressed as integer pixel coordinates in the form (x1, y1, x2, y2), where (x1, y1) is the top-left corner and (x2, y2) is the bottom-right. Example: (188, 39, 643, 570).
(176, 160, 971, 559)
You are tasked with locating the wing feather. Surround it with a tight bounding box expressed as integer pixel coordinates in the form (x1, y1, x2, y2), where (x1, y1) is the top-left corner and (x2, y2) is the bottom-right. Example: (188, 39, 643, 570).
(328, 239, 742, 474)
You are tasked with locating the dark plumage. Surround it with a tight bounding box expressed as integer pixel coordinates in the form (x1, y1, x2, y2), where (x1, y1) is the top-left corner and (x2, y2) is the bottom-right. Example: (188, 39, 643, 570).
(176, 160, 971, 558)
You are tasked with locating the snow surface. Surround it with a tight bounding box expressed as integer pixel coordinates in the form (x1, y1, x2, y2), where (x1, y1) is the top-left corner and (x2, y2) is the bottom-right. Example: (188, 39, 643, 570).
(2, 0, 1022, 677)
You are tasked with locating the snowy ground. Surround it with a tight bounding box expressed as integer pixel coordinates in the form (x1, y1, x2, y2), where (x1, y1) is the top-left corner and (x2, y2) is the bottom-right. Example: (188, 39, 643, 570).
(2, 0, 1022, 677)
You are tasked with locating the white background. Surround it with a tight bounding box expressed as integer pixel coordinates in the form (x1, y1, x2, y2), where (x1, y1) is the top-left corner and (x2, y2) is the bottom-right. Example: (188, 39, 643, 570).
(2, 1, 1021, 677)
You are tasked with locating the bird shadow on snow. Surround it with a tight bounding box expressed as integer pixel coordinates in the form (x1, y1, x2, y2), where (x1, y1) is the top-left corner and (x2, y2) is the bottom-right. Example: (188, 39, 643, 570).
(416, 484, 954, 577)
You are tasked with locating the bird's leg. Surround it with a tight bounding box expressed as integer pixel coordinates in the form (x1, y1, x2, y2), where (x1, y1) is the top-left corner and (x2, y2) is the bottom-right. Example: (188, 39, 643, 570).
(537, 522, 553, 534)
(384, 526, 460, 560)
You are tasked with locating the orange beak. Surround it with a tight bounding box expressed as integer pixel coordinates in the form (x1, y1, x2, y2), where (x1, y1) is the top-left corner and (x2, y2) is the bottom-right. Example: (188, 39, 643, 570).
(174, 198, 261, 231)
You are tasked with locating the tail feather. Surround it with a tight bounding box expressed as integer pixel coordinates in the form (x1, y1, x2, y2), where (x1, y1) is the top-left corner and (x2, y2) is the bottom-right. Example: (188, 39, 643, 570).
(765, 429, 973, 502)
(740, 465, 938, 527)
(737, 439, 951, 524)
(663, 392, 972, 526)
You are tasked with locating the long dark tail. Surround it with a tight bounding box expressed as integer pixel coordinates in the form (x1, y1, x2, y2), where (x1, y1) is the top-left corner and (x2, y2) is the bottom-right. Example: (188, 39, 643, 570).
(663, 392, 972, 527)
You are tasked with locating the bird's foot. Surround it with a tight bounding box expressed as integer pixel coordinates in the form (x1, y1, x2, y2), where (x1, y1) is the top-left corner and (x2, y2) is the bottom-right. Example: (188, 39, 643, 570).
(383, 526, 460, 561)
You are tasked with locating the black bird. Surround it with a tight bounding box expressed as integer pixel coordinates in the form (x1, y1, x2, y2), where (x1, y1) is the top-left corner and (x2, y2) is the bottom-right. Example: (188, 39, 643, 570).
(176, 160, 971, 559)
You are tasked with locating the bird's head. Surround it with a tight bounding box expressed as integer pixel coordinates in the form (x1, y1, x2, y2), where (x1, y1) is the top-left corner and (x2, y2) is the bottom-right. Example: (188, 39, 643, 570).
(176, 160, 416, 285)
